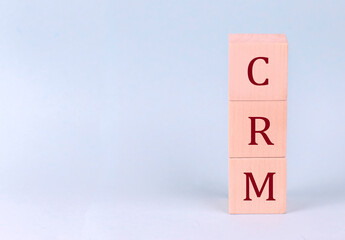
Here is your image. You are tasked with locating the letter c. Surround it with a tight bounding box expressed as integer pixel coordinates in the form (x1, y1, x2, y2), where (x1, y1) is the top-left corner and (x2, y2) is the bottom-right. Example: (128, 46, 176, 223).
(248, 57, 269, 85)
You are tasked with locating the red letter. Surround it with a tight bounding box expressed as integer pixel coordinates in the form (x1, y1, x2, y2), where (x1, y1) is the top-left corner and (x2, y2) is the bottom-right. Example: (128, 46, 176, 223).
(248, 57, 269, 85)
(244, 172, 276, 201)
(248, 117, 274, 145)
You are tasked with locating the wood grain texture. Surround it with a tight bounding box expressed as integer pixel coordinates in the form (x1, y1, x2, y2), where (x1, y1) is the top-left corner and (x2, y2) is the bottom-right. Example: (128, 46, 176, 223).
(229, 100, 287, 158)
(229, 34, 287, 43)
(228, 34, 288, 214)
(228, 157, 286, 214)
(229, 34, 287, 100)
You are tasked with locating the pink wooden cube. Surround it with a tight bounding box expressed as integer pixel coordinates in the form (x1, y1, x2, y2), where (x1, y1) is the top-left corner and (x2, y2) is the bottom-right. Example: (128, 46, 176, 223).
(229, 34, 288, 101)
(229, 157, 286, 214)
(229, 101, 287, 158)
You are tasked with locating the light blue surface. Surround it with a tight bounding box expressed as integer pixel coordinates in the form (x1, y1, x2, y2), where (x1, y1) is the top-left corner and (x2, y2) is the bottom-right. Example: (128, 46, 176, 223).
(0, 0, 345, 239)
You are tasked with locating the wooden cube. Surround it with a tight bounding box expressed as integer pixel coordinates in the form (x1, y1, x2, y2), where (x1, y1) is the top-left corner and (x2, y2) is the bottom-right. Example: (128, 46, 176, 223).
(228, 157, 286, 214)
(229, 101, 287, 158)
(229, 34, 288, 101)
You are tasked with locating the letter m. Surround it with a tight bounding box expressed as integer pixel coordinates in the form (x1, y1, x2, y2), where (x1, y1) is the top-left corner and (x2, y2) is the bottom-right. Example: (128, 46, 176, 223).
(243, 172, 276, 201)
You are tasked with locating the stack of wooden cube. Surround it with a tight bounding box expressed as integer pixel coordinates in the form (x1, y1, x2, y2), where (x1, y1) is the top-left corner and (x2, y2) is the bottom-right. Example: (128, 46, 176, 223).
(228, 34, 288, 214)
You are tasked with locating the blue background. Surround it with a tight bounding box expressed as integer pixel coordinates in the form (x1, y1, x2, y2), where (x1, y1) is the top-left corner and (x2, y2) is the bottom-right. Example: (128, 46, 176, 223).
(0, 0, 344, 239)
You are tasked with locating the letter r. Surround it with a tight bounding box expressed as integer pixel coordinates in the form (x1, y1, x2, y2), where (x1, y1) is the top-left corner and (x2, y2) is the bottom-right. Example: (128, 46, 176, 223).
(249, 117, 274, 145)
